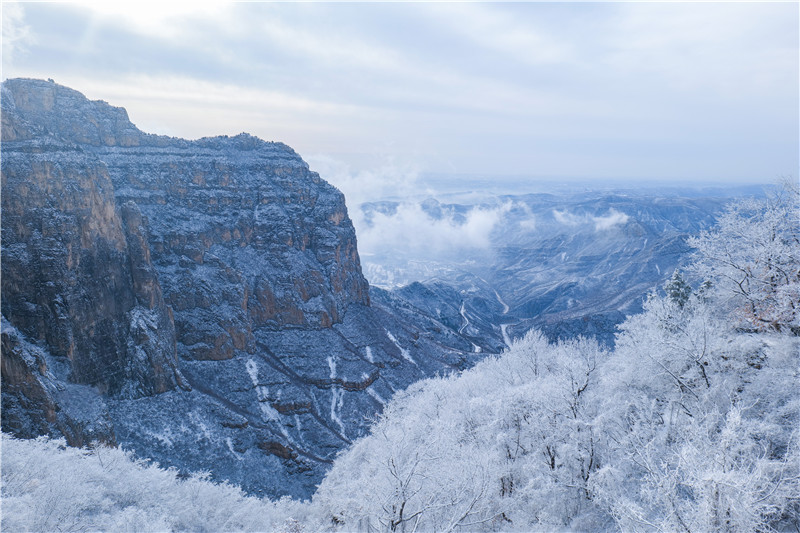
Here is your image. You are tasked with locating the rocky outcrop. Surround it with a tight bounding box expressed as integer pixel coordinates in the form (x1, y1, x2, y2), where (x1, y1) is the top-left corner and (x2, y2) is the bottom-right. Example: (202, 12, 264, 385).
(0, 96, 181, 397)
(102, 133, 370, 360)
(1, 317, 116, 447)
(1, 78, 484, 499)
(2, 78, 370, 363)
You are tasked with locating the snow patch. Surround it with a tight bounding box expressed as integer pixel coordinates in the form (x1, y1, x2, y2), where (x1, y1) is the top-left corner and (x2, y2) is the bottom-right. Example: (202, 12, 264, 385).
(501, 324, 513, 348)
(258, 402, 281, 422)
(330, 387, 346, 437)
(494, 290, 510, 315)
(245, 359, 259, 388)
(327, 355, 337, 380)
(246, 358, 281, 422)
(190, 412, 214, 442)
(367, 387, 386, 406)
(364, 346, 374, 363)
(148, 428, 175, 448)
(459, 301, 470, 334)
(386, 330, 416, 365)
(226, 437, 242, 460)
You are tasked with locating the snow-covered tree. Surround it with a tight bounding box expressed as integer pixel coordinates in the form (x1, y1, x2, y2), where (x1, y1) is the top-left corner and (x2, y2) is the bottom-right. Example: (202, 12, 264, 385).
(0, 433, 307, 532)
(593, 272, 800, 532)
(311, 332, 612, 532)
(688, 180, 800, 334)
(664, 269, 692, 308)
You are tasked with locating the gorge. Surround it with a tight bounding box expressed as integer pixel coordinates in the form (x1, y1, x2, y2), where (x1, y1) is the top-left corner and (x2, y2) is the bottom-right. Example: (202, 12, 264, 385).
(1, 78, 488, 498)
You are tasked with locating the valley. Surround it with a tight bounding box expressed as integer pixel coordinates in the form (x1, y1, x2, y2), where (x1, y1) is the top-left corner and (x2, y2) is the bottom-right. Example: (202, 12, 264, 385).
(1, 79, 796, 532)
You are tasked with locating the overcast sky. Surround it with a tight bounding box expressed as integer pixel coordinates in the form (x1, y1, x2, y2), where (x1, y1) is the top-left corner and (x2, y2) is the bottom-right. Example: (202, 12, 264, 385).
(3, 1, 798, 185)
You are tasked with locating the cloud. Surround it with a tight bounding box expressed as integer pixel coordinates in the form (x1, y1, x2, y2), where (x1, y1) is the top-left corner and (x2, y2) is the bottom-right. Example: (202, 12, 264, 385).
(304, 155, 426, 208)
(303, 157, 499, 258)
(6, 3, 796, 180)
(2, 2, 34, 67)
(519, 217, 537, 231)
(593, 208, 630, 231)
(67, 1, 228, 41)
(552, 209, 582, 227)
(35, 73, 370, 143)
(552, 208, 630, 231)
(424, 3, 573, 67)
(355, 201, 512, 259)
(307, 156, 520, 259)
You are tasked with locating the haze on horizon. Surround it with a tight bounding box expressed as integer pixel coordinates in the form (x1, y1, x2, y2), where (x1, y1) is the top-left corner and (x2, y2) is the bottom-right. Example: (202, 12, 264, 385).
(2, 1, 798, 189)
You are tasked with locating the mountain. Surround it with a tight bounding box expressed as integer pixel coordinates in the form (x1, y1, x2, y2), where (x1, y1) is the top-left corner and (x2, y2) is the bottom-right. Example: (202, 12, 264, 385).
(358, 192, 736, 347)
(0, 79, 487, 498)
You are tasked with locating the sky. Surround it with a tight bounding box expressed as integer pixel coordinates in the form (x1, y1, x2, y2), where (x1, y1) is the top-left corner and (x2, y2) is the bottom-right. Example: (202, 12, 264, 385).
(2, 1, 798, 189)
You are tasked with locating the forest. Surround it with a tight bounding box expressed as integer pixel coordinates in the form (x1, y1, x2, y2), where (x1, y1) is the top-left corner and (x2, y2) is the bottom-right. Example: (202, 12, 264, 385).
(3, 183, 798, 532)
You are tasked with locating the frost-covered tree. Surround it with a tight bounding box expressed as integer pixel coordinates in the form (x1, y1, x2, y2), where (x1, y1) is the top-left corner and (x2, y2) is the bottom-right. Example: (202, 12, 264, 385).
(4, 185, 799, 533)
(311, 332, 612, 532)
(311, 374, 502, 532)
(592, 275, 800, 532)
(688, 179, 800, 333)
(309, 190, 800, 531)
(1, 433, 307, 532)
(664, 269, 692, 308)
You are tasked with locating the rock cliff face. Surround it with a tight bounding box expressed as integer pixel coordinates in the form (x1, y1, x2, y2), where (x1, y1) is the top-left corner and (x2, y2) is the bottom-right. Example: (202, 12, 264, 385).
(102, 133, 370, 360)
(1, 89, 181, 399)
(1, 79, 482, 498)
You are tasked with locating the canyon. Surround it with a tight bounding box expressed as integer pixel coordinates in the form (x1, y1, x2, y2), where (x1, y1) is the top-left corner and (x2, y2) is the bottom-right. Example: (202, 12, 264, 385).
(1, 78, 485, 498)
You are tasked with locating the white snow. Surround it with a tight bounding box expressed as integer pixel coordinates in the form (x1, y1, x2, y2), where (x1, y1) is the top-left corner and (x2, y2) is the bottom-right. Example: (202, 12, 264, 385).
(225, 437, 242, 460)
(245, 359, 260, 387)
(259, 402, 281, 423)
(246, 358, 281, 422)
(330, 387, 346, 436)
(500, 324, 513, 348)
(327, 355, 337, 380)
(386, 330, 416, 365)
(367, 387, 386, 405)
(459, 301, 470, 334)
(148, 428, 175, 447)
(494, 290, 510, 315)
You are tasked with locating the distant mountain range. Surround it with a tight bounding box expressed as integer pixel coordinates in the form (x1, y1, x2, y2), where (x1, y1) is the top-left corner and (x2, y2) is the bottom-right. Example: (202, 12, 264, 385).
(358, 189, 759, 347)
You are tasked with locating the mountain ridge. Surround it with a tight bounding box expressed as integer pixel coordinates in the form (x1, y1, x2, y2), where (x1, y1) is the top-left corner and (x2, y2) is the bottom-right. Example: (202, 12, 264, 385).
(0, 78, 486, 498)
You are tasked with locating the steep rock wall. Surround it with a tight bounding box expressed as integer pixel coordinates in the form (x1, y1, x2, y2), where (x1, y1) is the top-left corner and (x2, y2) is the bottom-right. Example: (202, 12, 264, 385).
(0, 78, 482, 498)
(1, 87, 181, 397)
(2, 78, 370, 362)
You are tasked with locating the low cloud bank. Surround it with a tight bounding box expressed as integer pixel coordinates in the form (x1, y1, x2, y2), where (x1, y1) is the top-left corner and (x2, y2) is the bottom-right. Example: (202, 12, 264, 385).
(593, 208, 630, 231)
(553, 207, 630, 232)
(357, 202, 512, 258)
(306, 155, 426, 207)
(309, 155, 513, 259)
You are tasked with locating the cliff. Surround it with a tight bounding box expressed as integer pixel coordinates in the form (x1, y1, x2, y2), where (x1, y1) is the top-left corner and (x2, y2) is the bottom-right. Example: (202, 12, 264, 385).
(1, 78, 482, 498)
(1, 85, 182, 400)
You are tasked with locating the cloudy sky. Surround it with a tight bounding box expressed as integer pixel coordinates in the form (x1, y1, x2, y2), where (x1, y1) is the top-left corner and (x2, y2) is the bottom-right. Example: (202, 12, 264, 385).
(3, 1, 798, 185)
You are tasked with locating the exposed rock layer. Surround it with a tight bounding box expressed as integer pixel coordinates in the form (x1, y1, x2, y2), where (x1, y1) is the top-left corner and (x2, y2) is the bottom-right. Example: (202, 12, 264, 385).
(1, 78, 480, 498)
(1, 88, 181, 397)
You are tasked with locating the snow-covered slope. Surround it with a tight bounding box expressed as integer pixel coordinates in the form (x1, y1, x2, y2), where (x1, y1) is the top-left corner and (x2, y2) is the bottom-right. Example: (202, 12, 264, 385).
(361, 191, 740, 346)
